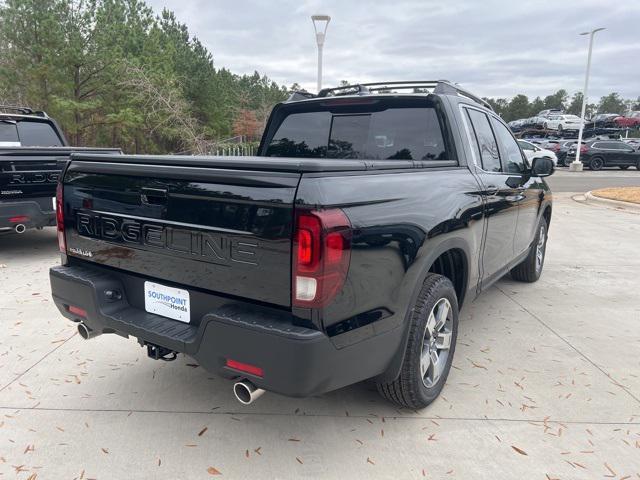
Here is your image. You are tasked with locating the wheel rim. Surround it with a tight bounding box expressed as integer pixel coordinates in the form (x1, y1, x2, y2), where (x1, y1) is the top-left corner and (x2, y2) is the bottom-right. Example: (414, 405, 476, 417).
(593, 159, 603, 169)
(535, 223, 546, 273)
(420, 298, 453, 388)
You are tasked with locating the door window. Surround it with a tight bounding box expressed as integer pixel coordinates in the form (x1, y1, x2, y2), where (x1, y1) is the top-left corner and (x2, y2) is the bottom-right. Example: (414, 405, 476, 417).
(466, 109, 501, 172)
(492, 119, 526, 174)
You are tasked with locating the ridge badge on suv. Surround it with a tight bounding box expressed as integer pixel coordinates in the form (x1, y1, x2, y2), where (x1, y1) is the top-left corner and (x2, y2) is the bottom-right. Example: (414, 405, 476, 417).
(50, 80, 554, 409)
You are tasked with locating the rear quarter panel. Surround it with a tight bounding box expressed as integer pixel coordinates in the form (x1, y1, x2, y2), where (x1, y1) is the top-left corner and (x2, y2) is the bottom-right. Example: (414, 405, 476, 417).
(295, 167, 485, 347)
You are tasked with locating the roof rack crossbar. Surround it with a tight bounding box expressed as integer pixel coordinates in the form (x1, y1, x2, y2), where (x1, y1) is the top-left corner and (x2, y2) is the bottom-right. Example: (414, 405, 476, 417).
(308, 80, 492, 111)
(0, 105, 34, 115)
(0, 105, 48, 117)
(317, 84, 373, 97)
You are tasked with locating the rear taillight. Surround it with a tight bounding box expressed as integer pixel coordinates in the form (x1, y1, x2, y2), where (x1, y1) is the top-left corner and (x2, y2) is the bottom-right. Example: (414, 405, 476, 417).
(580, 145, 589, 154)
(293, 209, 351, 308)
(551, 144, 561, 152)
(56, 182, 66, 253)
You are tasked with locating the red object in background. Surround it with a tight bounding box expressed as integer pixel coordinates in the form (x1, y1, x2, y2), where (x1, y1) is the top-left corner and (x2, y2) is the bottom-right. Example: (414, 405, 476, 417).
(614, 112, 640, 128)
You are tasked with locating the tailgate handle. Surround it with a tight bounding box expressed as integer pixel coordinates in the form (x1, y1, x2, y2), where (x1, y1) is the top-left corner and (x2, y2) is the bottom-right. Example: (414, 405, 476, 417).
(140, 187, 168, 206)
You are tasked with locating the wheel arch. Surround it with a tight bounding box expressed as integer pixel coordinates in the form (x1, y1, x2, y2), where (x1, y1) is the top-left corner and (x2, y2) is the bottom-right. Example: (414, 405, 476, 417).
(376, 238, 472, 384)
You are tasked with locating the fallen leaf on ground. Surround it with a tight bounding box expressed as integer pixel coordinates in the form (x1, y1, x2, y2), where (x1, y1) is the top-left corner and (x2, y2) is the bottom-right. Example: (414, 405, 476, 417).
(511, 446, 527, 456)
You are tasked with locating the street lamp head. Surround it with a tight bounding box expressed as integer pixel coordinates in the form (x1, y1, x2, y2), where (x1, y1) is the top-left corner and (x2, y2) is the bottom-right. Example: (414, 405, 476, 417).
(580, 27, 605, 36)
(311, 14, 331, 46)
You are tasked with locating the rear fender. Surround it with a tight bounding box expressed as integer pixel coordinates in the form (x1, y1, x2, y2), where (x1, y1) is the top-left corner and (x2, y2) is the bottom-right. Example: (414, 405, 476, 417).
(375, 236, 473, 384)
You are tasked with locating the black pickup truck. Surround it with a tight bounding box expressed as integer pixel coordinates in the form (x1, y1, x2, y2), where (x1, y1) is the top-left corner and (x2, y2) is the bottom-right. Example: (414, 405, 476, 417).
(0, 107, 120, 234)
(50, 81, 554, 408)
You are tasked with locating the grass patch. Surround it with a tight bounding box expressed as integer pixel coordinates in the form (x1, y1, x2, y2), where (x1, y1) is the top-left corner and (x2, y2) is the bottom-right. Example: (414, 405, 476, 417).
(592, 187, 640, 204)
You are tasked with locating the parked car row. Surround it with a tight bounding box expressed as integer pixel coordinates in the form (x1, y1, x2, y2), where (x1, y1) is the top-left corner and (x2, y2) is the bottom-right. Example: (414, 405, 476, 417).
(517, 136, 640, 168)
(509, 110, 640, 133)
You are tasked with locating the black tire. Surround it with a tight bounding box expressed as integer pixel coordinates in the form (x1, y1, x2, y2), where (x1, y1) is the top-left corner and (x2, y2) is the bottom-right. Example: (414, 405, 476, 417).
(376, 274, 458, 409)
(511, 217, 548, 283)
(590, 157, 604, 171)
(636, 158, 640, 170)
(543, 122, 548, 129)
(619, 165, 629, 170)
(557, 124, 563, 133)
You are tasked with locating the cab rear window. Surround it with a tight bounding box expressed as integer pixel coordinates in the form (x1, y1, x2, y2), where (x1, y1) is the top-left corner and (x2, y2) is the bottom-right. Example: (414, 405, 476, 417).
(0, 119, 63, 147)
(265, 102, 449, 161)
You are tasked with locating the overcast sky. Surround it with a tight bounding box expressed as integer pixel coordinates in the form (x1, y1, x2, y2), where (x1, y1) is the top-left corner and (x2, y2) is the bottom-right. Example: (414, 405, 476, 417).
(147, 0, 639, 101)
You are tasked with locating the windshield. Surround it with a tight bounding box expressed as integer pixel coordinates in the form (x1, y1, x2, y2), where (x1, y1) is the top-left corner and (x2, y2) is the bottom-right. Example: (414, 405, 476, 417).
(0, 119, 63, 147)
(265, 100, 450, 161)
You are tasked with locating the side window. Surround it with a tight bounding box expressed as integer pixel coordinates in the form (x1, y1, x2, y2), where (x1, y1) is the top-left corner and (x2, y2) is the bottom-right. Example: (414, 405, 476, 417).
(466, 109, 501, 172)
(492, 119, 526, 174)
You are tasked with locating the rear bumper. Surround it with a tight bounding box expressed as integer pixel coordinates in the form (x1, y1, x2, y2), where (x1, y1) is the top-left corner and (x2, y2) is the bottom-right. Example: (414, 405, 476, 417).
(0, 198, 55, 232)
(49, 264, 403, 397)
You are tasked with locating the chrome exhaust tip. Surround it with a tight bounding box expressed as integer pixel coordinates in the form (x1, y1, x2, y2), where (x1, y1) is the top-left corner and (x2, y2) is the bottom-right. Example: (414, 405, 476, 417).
(233, 380, 265, 405)
(14, 224, 26, 234)
(77, 322, 95, 340)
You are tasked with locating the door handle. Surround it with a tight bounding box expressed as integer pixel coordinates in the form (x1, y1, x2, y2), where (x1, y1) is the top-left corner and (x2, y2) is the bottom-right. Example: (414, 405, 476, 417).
(141, 187, 168, 206)
(485, 185, 500, 196)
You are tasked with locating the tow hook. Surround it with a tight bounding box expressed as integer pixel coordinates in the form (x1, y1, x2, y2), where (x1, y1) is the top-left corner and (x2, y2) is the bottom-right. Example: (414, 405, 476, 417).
(145, 343, 177, 361)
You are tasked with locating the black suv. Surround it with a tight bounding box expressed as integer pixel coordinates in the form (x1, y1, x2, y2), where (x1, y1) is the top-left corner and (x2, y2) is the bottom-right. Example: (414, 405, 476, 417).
(567, 139, 640, 170)
(50, 81, 554, 409)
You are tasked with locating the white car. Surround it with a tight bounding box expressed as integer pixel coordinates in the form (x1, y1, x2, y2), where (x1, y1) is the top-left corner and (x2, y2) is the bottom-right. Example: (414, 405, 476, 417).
(543, 114, 582, 132)
(517, 140, 558, 166)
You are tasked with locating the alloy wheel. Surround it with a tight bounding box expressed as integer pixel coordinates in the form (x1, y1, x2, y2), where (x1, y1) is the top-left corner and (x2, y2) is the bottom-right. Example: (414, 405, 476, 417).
(420, 298, 453, 388)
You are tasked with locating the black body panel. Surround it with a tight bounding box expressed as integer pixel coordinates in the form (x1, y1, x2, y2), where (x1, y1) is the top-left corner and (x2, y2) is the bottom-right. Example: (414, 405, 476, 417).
(51, 263, 403, 397)
(62, 161, 299, 307)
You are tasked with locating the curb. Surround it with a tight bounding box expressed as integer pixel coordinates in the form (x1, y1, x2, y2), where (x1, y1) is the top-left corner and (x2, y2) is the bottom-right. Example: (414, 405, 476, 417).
(585, 191, 640, 212)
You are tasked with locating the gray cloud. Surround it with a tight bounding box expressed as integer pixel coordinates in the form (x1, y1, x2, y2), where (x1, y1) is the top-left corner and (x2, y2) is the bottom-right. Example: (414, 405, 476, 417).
(147, 0, 640, 101)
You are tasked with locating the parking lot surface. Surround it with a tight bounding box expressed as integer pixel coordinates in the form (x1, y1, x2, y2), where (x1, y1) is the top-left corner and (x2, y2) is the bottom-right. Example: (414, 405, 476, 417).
(1, 192, 639, 479)
(547, 168, 640, 192)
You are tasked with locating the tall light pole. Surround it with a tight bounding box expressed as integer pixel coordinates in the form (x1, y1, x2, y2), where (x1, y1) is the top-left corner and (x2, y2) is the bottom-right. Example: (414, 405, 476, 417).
(570, 27, 605, 172)
(311, 15, 331, 93)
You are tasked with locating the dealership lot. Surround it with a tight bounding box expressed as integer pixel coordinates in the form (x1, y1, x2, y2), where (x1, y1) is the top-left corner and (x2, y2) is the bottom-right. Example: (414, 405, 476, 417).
(1, 190, 639, 479)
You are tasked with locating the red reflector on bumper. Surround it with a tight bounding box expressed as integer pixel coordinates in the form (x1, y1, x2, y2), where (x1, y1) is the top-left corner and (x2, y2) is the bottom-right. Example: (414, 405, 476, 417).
(9, 216, 29, 223)
(225, 359, 264, 377)
(67, 305, 87, 318)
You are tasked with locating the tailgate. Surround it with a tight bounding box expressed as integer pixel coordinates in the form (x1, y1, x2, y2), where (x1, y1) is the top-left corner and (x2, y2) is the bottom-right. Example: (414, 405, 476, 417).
(63, 160, 299, 307)
(0, 155, 62, 200)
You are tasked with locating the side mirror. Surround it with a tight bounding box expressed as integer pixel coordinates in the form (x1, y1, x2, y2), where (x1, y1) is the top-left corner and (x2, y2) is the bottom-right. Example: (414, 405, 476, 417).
(531, 156, 555, 177)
